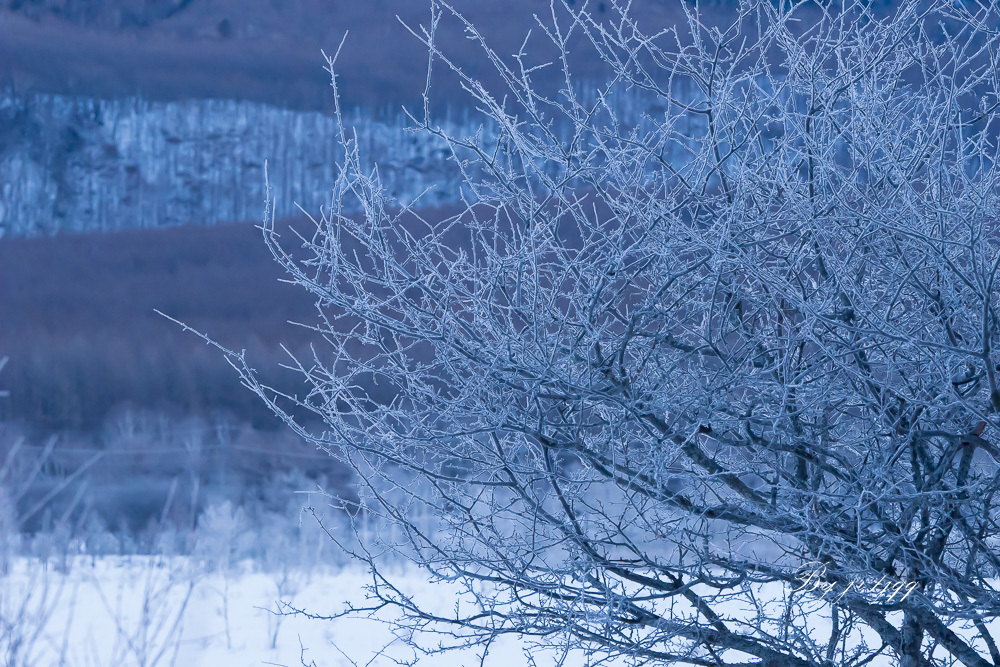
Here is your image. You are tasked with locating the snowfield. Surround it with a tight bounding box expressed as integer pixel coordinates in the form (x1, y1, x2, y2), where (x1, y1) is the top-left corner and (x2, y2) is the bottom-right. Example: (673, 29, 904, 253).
(3, 555, 999, 666)
(1, 556, 596, 667)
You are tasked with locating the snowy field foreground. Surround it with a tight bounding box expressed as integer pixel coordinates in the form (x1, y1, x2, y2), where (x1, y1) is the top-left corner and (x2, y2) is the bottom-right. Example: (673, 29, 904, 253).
(1, 556, 602, 667)
(3, 555, 1000, 666)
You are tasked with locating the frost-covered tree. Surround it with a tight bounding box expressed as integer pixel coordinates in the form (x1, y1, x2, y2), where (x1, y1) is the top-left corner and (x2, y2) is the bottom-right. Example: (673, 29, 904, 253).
(220, 0, 1000, 664)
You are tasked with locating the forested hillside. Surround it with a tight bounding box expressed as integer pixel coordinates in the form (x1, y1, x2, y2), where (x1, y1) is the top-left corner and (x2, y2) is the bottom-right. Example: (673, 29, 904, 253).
(0, 92, 478, 236)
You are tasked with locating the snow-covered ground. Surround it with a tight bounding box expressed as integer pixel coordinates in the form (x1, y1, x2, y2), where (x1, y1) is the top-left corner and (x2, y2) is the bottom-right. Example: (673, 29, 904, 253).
(1, 556, 596, 667)
(3, 554, 999, 666)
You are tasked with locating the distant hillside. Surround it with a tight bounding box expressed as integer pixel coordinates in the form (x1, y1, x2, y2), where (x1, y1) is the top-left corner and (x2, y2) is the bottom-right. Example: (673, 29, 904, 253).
(0, 206, 495, 433)
(0, 0, 703, 110)
(0, 92, 484, 236)
(0, 217, 316, 433)
(0, 78, 702, 237)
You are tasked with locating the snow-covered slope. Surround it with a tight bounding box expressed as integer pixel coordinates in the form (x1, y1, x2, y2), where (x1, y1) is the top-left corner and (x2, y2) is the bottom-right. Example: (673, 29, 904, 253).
(0, 92, 489, 237)
(0, 81, 703, 237)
